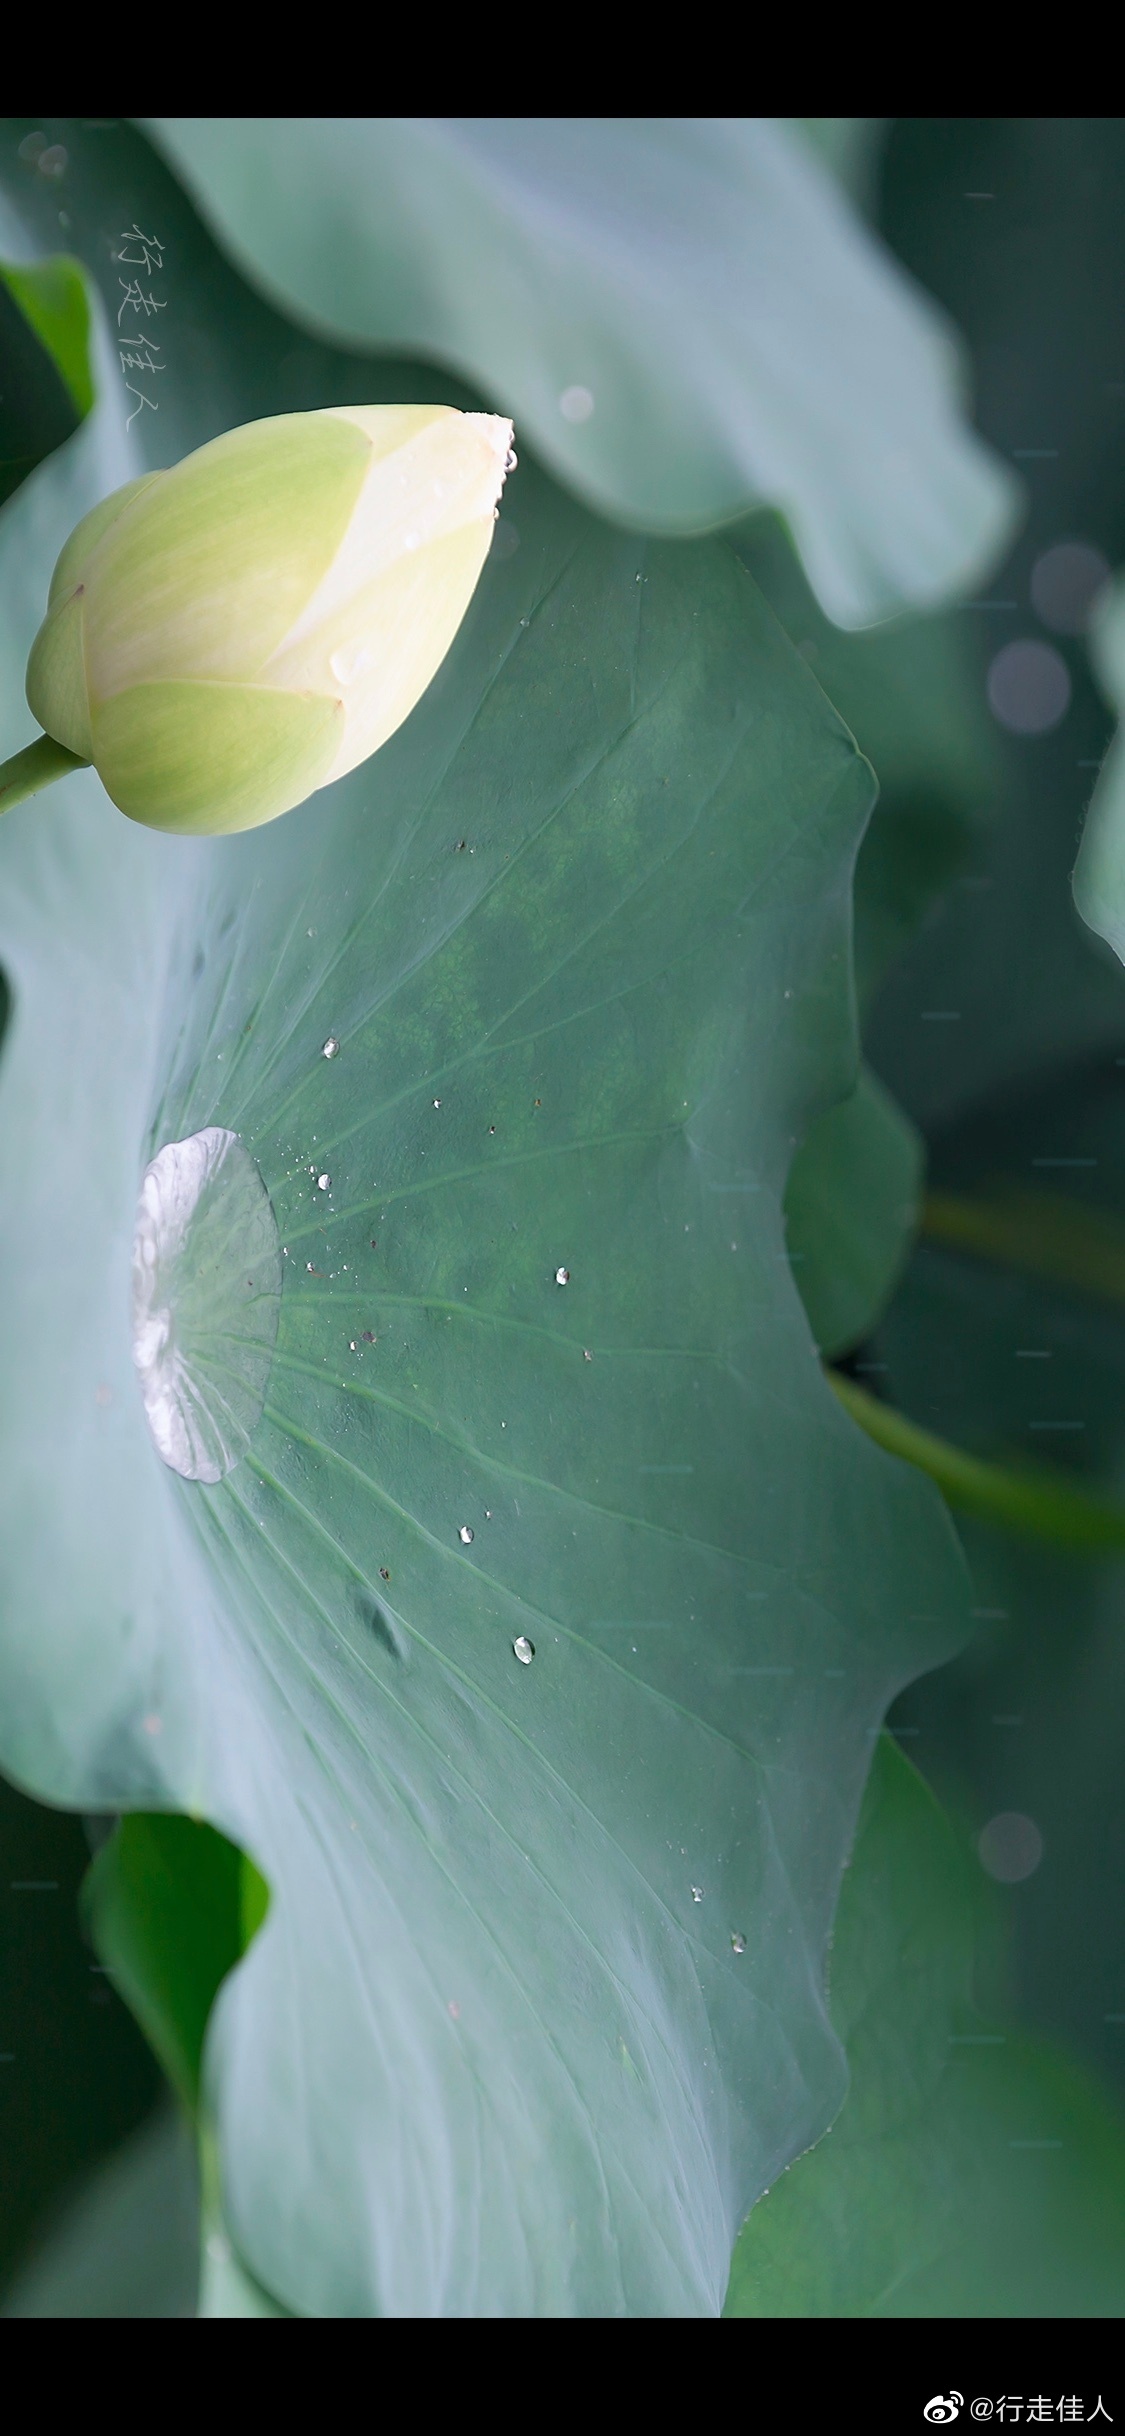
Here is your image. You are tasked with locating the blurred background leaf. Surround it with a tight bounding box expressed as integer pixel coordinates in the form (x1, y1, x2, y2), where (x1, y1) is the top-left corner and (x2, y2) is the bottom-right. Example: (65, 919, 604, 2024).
(85, 1816, 268, 2114)
(784, 1067, 923, 1361)
(865, 118, 1125, 1125)
(142, 116, 1018, 630)
(1, 2103, 197, 2319)
(1074, 579, 1125, 963)
(854, 120, 1125, 2124)
(0, 1773, 161, 2299)
(0, 253, 90, 511)
(727, 1736, 1125, 2315)
(873, 1055, 1125, 2098)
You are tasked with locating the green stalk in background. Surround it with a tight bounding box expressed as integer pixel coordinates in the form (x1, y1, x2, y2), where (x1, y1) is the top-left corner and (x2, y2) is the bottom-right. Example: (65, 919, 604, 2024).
(830, 1369, 1125, 1556)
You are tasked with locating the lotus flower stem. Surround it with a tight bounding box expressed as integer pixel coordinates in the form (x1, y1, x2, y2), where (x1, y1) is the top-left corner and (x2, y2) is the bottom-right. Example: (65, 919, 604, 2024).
(0, 732, 89, 818)
(923, 1186, 1125, 1309)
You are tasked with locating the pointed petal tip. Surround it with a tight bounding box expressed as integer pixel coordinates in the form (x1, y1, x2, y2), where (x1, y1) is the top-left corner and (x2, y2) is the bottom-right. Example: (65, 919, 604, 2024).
(465, 411, 516, 470)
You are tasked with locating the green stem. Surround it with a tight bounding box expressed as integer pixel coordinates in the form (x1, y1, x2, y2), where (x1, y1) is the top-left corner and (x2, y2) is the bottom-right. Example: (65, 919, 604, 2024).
(0, 731, 89, 816)
(922, 1186, 1125, 1309)
(828, 1369, 1125, 1555)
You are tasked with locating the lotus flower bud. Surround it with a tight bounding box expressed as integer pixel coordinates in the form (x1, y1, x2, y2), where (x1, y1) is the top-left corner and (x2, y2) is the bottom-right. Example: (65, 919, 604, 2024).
(25, 405, 513, 834)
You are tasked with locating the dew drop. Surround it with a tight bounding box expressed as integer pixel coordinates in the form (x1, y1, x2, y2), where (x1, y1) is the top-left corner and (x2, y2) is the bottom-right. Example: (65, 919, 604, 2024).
(555, 1266, 570, 1286)
(458, 1525, 474, 1545)
(322, 1036, 340, 1059)
(379, 1567, 390, 1581)
(131, 1128, 281, 1485)
(433, 1098, 441, 1109)
(691, 1886, 704, 1904)
(317, 1174, 330, 1191)
(513, 1635, 535, 1665)
(731, 1931, 747, 1955)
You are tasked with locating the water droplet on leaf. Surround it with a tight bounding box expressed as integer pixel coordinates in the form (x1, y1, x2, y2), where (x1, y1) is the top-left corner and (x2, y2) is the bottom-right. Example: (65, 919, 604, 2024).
(513, 1636, 535, 1665)
(131, 1128, 281, 1485)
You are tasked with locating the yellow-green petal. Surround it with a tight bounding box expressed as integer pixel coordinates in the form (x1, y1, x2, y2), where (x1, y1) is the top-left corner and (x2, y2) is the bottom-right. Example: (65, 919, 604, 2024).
(48, 473, 165, 609)
(92, 678, 343, 834)
(83, 414, 370, 699)
(25, 585, 92, 759)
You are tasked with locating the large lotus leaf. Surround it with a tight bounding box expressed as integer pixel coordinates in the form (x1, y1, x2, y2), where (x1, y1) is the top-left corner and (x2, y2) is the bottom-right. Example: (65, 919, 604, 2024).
(0, 125, 969, 2317)
(140, 115, 1017, 632)
(727, 1736, 1125, 2315)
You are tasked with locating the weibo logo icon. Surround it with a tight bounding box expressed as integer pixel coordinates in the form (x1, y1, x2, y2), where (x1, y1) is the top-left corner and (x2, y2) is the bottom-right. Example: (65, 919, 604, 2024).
(924, 2402, 964, 2426)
